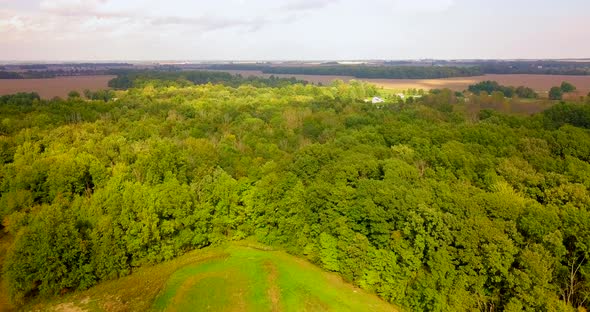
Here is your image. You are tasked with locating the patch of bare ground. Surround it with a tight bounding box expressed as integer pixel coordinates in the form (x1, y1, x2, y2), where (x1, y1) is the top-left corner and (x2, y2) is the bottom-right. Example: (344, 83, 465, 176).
(167, 271, 246, 312)
(52, 302, 87, 312)
(263, 261, 282, 312)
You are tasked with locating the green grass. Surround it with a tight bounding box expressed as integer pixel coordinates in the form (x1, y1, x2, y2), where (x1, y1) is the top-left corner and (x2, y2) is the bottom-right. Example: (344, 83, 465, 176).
(152, 244, 398, 312)
(22, 242, 398, 312)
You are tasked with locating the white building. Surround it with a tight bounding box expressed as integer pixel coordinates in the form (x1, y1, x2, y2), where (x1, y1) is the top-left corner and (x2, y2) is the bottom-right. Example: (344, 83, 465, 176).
(372, 97, 385, 104)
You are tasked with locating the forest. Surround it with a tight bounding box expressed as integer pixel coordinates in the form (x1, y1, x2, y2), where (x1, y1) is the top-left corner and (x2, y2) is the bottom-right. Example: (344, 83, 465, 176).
(208, 64, 484, 79)
(1, 72, 590, 311)
(207, 61, 590, 78)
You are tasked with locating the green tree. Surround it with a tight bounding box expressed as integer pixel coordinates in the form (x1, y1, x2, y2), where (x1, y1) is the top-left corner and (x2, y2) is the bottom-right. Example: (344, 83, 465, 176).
(560, 81, 576, 93)
(549, 87, 563, 100)
(67, 90, 81, 99)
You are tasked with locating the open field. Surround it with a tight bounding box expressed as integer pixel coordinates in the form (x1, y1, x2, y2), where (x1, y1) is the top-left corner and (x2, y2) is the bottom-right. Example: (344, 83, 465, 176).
(20, 242, 398, 312)
(0, 75, 115, 99)
(369, 74, 590, 96)
(210, 70, 590, 95)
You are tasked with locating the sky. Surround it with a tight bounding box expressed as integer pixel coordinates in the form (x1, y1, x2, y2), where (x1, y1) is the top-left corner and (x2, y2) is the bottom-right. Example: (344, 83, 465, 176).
(0, 0, 589, 61)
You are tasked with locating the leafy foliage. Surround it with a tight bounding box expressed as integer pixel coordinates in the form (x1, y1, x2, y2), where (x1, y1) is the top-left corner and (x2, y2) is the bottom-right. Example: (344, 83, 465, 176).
(468, 80, 538, 98)
(108, 70, 308, 90)
(550, 86, 564, 100)
(561, 81, 577, 93)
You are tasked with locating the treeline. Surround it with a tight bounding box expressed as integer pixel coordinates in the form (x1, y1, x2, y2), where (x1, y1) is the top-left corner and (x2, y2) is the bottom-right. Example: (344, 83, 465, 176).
(208, 61, 590, 78)
(107, 70, 309, 89)
(0, 71, 26, 79)
(477, 60, 590, 75)
(468, 80, 538, 98)
(0, 92, 41, 106)
(208, 64, 484, 79)
(0, 70, 113, 79)
(1, 81, 590, 311)
(430, 60, 590, 75)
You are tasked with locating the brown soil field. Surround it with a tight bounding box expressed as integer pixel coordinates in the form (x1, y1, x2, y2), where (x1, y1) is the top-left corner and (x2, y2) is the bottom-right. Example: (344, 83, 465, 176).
(367, 74, 590, 95)
(210, 70, 590, 95)
(0, 75, 116, 99)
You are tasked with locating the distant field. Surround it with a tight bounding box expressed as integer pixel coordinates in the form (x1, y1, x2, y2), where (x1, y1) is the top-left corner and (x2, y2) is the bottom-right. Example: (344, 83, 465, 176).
(0, 75, 115, 98)
(22, 243, 398, 312)
(210, 70, 590, 95)
(368, 74, 590, 95)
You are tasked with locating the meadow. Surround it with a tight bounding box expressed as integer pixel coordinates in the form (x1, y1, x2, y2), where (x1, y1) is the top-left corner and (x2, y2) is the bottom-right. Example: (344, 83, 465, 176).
(18, 243, 398, 312)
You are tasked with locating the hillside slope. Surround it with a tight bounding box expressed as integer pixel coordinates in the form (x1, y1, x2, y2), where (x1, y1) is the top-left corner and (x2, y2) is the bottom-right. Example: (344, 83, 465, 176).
(24, 243, 398, 312)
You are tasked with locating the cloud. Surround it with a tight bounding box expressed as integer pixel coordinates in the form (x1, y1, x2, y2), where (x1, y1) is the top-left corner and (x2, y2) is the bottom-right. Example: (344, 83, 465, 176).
(281, 0, 340, 11)
(40, 0, 108, 14)
(0, 0, 307, 46)
(383, 0, 456, 12)
(149, 15, 271, 32)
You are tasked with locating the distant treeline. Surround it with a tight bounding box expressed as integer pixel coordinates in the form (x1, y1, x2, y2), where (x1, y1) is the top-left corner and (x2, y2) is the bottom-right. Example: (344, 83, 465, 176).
(207, 60, 590, 78)
(468, 80, 538, 98)
(0, 71, 24, 79)
(477, 60, 590, 75)
(0, 70, 115, 79)
(432, 60, 590, 76)
(208, 64, 484, 79)
(0, 92, 41, 105)
(108, 70, 309, 89)
(3, 63, 133, 71)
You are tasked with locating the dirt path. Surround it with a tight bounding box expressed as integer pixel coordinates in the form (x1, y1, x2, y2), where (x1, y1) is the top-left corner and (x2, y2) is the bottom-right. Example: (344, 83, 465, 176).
(168, 270, 247, 312)
(263, 261, 282, 312)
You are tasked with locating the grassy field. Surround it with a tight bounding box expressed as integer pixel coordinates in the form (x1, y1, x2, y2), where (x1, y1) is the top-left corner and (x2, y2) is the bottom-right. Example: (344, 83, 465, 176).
(19, 242, 398, 312)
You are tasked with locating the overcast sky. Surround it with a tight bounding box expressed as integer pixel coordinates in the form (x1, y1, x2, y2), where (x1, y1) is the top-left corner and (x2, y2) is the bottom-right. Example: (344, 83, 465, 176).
(0, 0, 588, 61)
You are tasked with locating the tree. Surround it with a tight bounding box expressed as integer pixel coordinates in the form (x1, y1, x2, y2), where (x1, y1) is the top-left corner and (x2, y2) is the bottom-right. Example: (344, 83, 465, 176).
(549, 86, 563, 100)
(67, 90, 81, 99)
(515, 86, 538, 99)
(561, 81, 577, 93)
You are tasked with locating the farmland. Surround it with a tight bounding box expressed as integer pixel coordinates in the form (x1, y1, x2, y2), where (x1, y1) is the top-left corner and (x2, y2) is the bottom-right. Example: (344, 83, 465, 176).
(1, 70, 589, 100)
(0, 75, 115, 99)
(210, 69, 590, 95)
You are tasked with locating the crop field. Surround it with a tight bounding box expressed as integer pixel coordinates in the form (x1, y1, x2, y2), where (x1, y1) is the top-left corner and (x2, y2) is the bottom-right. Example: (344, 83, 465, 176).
(21, 243, 398, 312)
(366, 74, 590, 94)
(210, 70, 590, 95)
(0, 75, 116, 99)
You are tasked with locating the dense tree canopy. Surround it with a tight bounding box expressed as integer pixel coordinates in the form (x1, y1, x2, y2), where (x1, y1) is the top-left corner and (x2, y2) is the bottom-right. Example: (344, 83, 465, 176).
(0, 79, 589, 312)
(468, 81, 538, 99)
(108, 70, 308, 90)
